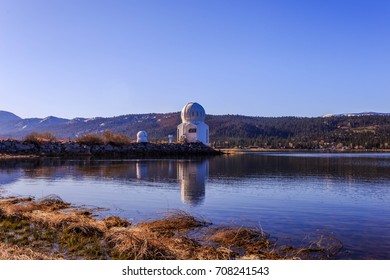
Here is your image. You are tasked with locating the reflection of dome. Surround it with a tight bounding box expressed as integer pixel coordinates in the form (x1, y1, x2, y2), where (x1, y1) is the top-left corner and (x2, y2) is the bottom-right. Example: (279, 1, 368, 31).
(181, 102, 206, 123)
(137, 131, 148, 143)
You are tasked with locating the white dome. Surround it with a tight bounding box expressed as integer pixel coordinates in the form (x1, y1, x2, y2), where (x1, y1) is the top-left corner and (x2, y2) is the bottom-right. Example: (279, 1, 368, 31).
(181, 102, 206, 123)
(137, 131, 148, 143)
(137, 131, 147, 138)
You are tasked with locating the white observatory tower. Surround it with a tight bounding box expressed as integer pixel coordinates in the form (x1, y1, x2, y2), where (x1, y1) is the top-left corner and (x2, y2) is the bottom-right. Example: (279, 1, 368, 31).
(177, 102, 209, 145)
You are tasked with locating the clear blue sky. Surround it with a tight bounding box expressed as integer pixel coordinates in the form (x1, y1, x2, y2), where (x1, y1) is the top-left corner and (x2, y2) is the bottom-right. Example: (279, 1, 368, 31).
(0, 0, 389, 118)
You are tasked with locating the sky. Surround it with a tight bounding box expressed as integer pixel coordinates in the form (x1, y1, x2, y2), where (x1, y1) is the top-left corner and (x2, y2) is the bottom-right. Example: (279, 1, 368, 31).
(0, 0, 389, 119)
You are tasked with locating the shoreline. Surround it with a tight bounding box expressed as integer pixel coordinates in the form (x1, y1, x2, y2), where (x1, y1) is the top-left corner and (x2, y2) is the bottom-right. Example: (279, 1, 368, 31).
(0, 195, 343, 260)
(0, 140, 222, 158)
(1, 140, 389, 160)
(220, 148, 390, 154)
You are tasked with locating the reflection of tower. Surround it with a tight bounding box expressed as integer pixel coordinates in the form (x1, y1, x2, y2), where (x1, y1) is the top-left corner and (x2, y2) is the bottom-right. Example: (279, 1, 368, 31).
(135, 161, 148, 179)
(177, 159, 209, 206)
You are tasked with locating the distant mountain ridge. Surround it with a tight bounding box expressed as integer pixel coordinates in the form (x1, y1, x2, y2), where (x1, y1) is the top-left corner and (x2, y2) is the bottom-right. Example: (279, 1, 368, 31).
(0, 111, 22, 122)
(323, 112, 390, 118)
(1, 110, 390, 150)
(0, 110, 182, 140)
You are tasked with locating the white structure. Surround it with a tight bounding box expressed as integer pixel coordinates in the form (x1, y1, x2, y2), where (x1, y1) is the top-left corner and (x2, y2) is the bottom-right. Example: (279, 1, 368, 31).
(168, 134, 173, 144)
(136, 131, 148, 143)
(177, 102, 209, 144)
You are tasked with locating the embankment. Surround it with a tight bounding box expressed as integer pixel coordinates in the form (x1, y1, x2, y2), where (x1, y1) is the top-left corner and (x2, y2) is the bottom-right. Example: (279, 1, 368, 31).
(0, 140, 221, 158)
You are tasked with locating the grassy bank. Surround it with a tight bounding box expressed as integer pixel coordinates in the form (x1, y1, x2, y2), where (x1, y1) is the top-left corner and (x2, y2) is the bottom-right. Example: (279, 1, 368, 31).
(0, 195, 342, 260)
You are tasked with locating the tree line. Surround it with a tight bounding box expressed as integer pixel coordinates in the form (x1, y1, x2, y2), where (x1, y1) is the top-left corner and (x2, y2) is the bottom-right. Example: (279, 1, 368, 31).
(206, 115, 390, 150)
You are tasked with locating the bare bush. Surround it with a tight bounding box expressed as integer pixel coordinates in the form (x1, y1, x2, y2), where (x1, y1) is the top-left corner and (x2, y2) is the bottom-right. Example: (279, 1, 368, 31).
(75, 133, 105, 145)
(24, 132, 57, 143)
(103, 130, 131, 145)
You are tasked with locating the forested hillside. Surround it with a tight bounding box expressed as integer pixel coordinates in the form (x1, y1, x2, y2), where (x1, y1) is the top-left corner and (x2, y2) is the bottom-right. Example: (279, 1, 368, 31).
(207, 114, 390, 149)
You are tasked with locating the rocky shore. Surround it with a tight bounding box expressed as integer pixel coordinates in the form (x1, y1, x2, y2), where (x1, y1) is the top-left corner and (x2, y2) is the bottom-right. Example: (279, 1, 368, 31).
(0, 140, 222, 158)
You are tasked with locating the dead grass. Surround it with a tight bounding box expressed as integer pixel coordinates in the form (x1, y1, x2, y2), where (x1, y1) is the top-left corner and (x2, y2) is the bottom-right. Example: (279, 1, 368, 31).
(206, 226, 273, 256)
(105, 228, 175, 260)
(103, 216, 130, 229)
(137, 210, 210, 236)
(0, 196, 344, 260)
(0, 243, 62, 260)
(280, 232, 344, 260)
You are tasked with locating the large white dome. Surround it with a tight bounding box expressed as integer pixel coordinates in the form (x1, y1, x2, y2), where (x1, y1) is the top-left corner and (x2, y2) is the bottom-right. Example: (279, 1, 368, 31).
(181, 102, 206, 123)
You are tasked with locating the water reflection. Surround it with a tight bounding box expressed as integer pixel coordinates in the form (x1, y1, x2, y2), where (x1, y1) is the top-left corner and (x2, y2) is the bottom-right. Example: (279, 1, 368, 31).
(0, 158, 209, 206)
(0, 154, 390, 259)
(178, 160, 208, 206)
(208, 153, 390, 181)
(135, 159, 208, 205)
(135, 161, 148, 179)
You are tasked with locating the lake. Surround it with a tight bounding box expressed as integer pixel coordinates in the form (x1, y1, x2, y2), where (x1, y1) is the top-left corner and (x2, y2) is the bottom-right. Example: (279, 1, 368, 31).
(1, 153, 389, 259)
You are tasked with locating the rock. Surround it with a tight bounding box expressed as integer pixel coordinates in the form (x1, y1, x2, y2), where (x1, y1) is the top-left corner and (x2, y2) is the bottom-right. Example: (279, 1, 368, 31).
(0, 140, 222, 157)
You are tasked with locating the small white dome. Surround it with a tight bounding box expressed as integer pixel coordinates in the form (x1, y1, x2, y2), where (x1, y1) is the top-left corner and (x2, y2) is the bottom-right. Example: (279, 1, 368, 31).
(181, 102, 206, 123)
(137, 131, 147, 138)
(137, 131, 148, 143)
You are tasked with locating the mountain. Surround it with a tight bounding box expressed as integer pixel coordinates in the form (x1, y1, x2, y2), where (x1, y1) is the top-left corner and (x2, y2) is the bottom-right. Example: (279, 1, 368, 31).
(0, 111, 22, 123)
(323, 112, 390, 118)
(0, 111, 181, 140)
(1, 110, 390, 150)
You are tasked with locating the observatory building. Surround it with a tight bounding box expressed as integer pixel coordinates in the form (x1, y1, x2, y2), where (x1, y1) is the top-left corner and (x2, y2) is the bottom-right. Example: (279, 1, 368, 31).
(137, 131, 148, 143)
(177, 102, 209, 144)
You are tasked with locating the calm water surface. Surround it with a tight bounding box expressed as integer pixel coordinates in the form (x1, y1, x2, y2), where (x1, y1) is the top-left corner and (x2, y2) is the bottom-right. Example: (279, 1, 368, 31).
(1, 153, 389, 259)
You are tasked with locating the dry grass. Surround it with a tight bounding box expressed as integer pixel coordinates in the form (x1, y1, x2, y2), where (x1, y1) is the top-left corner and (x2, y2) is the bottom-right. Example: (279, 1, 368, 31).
(105, 228, 175, 260)
(137, 210, 210, 236)
(0, 196, 343, 260)
(206, 226, 273, 256)
(103, 216, 131, 229)
(0, 243, 62, 260)
(279, 232, 344, 260)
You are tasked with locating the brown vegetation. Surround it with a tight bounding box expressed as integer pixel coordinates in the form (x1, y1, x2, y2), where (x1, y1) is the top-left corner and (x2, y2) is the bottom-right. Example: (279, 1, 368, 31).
(24, 132, 57, 143)
(0, 196, 343, 260)
(75, 133, 105, 145)
(75, 131, 132, 146)
(103, 130, 132, 145)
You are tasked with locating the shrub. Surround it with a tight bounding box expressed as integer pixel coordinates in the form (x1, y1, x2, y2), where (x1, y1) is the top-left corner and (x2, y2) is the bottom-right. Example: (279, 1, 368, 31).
(24, 132, 57, 143)
(103, 131, 131, 146)
(76, 131, 131, 146)
(76, 133, 105, 145)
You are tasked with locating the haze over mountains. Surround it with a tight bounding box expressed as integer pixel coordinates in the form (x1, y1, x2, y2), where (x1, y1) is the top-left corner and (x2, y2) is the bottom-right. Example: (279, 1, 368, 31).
(1, 110, 390, 149)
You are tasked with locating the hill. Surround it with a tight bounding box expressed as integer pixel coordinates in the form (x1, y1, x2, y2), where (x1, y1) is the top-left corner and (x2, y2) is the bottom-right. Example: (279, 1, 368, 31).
(0, 110, 390, 150)
(0, 111, 22, 123)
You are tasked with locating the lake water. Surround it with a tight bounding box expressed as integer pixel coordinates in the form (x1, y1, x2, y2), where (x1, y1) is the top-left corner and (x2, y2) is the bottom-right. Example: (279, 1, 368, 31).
(1, 153, 390, 259)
